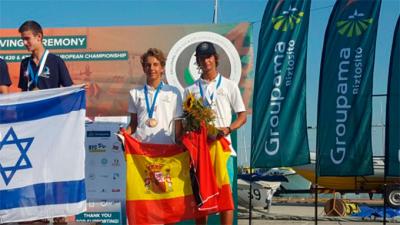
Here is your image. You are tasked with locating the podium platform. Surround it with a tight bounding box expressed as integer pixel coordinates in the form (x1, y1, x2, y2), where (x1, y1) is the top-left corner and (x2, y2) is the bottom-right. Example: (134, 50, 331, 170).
(1, 223, 100, 225)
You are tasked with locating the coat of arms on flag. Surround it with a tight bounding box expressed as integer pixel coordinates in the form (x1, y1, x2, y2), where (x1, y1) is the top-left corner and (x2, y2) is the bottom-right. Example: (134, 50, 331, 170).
(0, 86, 87, 223)
(123, 132, 199, 224)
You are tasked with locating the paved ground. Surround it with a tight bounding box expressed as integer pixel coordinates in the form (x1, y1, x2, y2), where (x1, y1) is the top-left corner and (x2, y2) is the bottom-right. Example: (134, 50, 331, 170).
(238, 221, 399, 225)
(3, 201, 398, 224)
(237, 204, 400, 225)
(2, 223, 99, 225)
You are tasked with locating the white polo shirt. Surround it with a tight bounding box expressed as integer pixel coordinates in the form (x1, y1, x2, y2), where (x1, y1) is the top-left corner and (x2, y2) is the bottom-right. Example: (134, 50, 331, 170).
(184, 74, 246, 155)
(128, 83, 183, 144)
(184, 74, 246, 127)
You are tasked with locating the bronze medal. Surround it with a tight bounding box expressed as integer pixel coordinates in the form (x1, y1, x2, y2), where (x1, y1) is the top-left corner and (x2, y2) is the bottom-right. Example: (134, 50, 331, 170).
(147, 118, 158, 127)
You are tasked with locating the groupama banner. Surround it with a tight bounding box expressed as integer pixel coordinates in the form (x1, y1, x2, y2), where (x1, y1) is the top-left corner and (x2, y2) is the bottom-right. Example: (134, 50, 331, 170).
(251, 0, 311, 168)
(385, 16, 400, 177)
(317, 0, 381, 176)
(0, 23, 253, 117)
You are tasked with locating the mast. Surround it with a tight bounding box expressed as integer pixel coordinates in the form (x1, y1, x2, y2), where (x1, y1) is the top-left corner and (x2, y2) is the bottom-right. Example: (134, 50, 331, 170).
(213, 0, 218, 24)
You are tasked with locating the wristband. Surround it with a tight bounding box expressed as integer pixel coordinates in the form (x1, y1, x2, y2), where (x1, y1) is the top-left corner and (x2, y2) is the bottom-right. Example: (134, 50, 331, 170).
(227, 127, 232, 134)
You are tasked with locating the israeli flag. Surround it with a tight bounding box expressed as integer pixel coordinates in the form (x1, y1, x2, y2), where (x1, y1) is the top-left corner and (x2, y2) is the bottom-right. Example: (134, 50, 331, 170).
(0, 86, 86, 223)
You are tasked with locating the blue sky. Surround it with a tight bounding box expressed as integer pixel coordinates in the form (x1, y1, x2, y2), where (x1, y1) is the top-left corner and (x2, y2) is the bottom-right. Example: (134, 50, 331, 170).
(1, 0, 398, 121)
(1, 0, 399, 164)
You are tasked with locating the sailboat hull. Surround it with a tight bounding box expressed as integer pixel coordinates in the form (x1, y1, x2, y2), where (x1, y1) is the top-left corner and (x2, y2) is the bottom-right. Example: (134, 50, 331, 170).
(237, 179, 281, 209)
(293, 157, 399, 191)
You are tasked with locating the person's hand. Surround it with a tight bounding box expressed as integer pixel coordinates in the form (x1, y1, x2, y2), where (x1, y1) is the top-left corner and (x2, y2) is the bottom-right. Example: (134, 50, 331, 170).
(116, 127, 126, 143)
(83, 82, 90, 90)
(217, 127, 231, 138)
(118, 126, 125, 134)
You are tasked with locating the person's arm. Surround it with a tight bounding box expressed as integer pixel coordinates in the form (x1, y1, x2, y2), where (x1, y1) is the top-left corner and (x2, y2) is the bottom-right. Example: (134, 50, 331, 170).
(18, 60, 28, 91)
(124, 89, 139, 135)
(125, 113, 138, 135)
(174, 88, 184, 143)
(220, 81, 247, 136)
(220, 110, 247, 136)
(118, 96, 137, 145)
(0, 85, 8, 94)
(58, 57, 73, 87)
(0, 59, 11, 93)
(175, 119, 183, 143)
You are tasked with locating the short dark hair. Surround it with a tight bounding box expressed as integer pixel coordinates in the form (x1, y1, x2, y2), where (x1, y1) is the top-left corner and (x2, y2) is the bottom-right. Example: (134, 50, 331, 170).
(140, 48, 166, 68)
(18, 20, 43, 37)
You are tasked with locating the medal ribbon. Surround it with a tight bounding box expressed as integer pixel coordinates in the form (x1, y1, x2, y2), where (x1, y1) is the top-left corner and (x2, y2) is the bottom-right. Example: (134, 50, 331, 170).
(27, 49, 49, 91)
(144, 81, 163, 119)
(198, 74, 222, 106)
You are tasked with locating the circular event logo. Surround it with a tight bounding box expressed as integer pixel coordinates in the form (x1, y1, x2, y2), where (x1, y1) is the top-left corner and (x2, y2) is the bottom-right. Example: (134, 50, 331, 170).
(165, 31, 242, 93)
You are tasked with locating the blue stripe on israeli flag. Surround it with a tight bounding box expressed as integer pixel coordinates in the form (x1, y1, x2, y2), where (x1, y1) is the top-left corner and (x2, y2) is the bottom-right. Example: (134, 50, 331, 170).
(0, 86, 87, 223)
(0, 179, 86, 210)
(0, 87, 85, 124)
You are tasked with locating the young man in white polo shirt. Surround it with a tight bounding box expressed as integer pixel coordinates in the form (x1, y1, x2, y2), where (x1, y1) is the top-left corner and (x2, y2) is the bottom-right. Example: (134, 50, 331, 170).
(184, 42, 247, 225)
(126, 48, 183, 144)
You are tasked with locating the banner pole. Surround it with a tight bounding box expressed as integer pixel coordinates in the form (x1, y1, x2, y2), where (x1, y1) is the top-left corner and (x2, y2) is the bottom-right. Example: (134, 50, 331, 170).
(314, 152, 319, 225)
(383, 181, 387, 225)
(248, 165, 252, 225)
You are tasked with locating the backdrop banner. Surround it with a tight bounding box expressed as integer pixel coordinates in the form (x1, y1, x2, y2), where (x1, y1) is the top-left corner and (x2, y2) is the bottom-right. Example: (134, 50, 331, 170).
(0, 23, 253, 117)
(385, 16, 400, 177)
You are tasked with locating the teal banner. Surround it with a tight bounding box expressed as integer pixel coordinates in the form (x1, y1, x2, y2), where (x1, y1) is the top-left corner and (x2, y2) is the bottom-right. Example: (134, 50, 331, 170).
(0, 51, 128, 62)
(251, 0, 310, 168)
(385, 16, 400, 177)
(0, 36, 87, 50)
(317, 0, 381, 176)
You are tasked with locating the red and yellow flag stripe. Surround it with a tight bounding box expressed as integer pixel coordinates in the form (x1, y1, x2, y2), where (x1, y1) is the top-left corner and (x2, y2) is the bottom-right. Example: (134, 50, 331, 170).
(124, 134, 199, 224)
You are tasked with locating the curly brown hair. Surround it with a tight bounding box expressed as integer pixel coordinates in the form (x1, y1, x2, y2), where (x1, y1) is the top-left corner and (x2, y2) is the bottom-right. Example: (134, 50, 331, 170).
(140, 48, 166, 68)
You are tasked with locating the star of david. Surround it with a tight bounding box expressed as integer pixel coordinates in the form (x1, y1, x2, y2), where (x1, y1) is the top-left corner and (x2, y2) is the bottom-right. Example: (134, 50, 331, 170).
(0, 127, 34, 185)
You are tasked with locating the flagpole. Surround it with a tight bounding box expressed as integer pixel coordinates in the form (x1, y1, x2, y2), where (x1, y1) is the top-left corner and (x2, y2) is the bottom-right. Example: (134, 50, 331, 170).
(313, 125, 319, 225)
(315, 151, 319, 225)
(213, 0, 218, 24)
(383, 181, 387, 225)
(249, 166, 253, 225)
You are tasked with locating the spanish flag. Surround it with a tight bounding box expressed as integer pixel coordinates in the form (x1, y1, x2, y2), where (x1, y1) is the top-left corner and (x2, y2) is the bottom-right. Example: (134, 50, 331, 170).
(181, 125, 234, 213)
(123, 133, 199, 224)
(123, 126, 233, 224)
